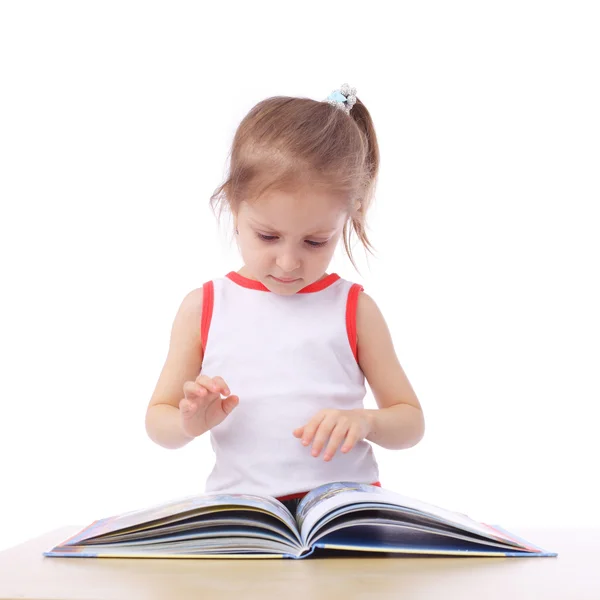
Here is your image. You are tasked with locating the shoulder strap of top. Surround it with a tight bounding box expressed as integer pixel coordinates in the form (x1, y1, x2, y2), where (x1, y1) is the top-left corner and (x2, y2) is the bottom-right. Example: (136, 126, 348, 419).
(200, 280, 214, 353)
(346, 282, 364, 363)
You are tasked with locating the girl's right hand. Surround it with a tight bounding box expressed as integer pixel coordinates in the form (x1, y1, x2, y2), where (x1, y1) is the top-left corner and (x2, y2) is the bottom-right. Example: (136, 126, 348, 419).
(179, 375, 239, 439)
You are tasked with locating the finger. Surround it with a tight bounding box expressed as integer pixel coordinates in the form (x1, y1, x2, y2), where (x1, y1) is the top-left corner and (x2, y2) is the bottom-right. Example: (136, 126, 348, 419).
(205, 395, 239, 428)
(183, 381, 209, 401)
(341, 425, 361, 453)
(194, 374, 222, 394)
(323, 422, 351, 461)
(301, 412, 327, 446)
(311, 418, 338, 457)
(179, 397, 198, 417)
(211, 376, 231, 397)
(221, 395, 239, 415)
(292, 426, 304, 438)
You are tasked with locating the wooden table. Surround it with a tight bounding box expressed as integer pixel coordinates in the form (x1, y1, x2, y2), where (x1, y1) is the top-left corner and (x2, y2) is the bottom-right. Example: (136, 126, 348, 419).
(0, 527, 597, 599)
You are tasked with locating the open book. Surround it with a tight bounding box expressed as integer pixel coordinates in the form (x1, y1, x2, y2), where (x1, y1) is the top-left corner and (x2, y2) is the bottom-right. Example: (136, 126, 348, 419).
(45, 482, 556, 559)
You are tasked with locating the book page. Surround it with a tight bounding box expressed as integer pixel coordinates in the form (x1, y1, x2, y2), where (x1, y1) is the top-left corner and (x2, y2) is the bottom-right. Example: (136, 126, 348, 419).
(296, 482, 524, 547)
(69, 492, 297, 544)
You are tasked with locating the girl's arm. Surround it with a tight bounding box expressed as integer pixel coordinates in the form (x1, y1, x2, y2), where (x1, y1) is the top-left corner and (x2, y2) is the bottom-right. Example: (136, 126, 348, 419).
(356, 292, 425, 450)
(145, 288, 205, 449)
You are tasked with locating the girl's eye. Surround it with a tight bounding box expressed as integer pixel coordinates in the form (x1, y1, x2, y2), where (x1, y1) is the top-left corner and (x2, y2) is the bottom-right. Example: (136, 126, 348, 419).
(256, 233, 327, 247)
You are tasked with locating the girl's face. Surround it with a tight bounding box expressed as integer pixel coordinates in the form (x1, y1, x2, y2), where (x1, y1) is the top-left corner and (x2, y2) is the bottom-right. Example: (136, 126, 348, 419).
(234, 188, 349, 295)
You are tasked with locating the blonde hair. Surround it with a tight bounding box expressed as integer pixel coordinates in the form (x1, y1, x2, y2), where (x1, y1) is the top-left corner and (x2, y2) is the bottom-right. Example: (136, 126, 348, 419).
(210, 93, 380, 270)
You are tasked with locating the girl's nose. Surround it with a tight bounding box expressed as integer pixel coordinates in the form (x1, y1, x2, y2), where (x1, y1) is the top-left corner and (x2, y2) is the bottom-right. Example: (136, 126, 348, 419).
(276, 251, 301, 274)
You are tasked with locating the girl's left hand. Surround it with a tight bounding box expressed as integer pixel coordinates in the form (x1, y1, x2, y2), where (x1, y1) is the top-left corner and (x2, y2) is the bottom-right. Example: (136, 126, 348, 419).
(293, 409, 373, 461)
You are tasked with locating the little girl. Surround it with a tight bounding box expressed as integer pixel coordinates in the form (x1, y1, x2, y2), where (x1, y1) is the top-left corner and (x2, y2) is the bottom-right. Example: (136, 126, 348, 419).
(145, 83, 425, 515)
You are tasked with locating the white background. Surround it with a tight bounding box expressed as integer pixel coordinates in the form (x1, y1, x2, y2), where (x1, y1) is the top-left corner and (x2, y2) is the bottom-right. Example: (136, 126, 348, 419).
(1, 1, 598, 552)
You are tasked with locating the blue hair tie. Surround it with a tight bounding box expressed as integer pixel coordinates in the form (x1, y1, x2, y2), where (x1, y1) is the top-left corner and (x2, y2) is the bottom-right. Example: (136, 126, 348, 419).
(327, 91, 348, 104)
(325, 83, 357, 115)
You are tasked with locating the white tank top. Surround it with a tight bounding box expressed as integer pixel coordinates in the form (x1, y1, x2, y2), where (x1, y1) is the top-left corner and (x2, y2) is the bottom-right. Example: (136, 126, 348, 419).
(199, 271, 380, 499)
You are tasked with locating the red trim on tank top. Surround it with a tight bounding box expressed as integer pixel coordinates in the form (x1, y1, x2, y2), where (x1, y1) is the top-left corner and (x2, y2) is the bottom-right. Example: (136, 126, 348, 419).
(200, 281, 214, 352)
(346, 283, 364, 363)
(298, 273, 341, 293)
(276, 481, 382, 502)
(226, 272, 269, 291)
(226, 271, 340, 293)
